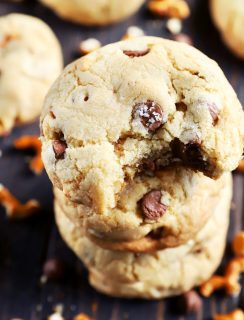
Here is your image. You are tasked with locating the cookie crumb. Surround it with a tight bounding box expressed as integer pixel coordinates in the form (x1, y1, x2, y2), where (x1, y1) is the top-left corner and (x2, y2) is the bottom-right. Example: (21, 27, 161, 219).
(79, 38, 101, 55)
(166, 18, 182, 34)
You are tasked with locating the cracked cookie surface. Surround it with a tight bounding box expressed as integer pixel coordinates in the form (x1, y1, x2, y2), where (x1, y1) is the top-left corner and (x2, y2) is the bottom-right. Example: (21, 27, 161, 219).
(54, 169, 231, 251)
(41, 36, 243, 206)
(0, 13, 63, 135)
(210, 0, 244, 59)
(55, 171, 231, 299)
(40, 0, 145, 26)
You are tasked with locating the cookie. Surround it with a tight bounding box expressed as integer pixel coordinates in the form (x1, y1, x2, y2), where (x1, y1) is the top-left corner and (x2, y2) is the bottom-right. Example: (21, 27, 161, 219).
(40, 0, 145, 26)
(54, 169, 231, 252)
(0, 13, 63, 135)
(54, 172, 231, 299)
(210, 0, 244, 59)
(41, 37, 243, 209)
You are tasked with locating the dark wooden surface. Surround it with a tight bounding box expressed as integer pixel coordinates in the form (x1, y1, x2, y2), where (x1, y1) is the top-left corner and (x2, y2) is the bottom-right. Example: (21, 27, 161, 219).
(0, 0, 243, 319)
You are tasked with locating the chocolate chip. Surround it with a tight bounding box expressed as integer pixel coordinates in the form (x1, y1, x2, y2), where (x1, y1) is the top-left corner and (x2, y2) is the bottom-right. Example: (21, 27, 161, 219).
(133, 100, 164, 131)
(140, 190, 167, 220)
(123, 48, 150, 57)
(43, 258, 65, 281)
(176, 290, 202, 315)
(193, 247, 203, 254)
(52, 139, 67, 160)
(141, 158, 156, 176)
(176, 102, 187, 112)
(170, 138, 208, 171)
(207, 102, 219, 125)
(148, 227, 165, 239)
(49, 111, 56, 119)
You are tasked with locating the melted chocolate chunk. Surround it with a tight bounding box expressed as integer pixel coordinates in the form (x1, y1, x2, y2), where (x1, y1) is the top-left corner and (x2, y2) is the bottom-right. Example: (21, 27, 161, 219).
(170, 138, 208, 171)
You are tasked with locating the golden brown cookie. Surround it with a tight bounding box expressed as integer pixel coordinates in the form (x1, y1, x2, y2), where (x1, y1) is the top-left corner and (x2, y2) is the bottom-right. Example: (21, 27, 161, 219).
(41, 37, 243, 213)
(210, 0, 244, 59)
(0, 13, 63, 135)
(40, 0, 145, 26)
(54, 173, 231, 299)
(54, 169, 231, 252)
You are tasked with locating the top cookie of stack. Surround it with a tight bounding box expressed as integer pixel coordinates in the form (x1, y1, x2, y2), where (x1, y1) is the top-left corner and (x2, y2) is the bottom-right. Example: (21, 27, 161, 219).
(40, 36, 243, 248)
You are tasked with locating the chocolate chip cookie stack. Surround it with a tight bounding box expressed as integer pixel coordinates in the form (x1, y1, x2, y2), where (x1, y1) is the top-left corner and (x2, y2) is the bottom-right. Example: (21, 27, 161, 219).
(40, 37, 244, 299)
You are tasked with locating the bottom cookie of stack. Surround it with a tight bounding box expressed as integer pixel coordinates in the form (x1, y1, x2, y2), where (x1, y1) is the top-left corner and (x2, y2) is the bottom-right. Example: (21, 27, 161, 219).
(54, 174, 232, 299)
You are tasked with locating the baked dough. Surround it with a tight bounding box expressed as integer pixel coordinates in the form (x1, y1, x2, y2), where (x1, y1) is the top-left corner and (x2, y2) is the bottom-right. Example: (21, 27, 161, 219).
(40, 0, 145, 26)
(0, 13, 63, 135)
(210, 0, 244, 59)
(41, 37, 243, 210)
(54, 172, 231, 299)
(54, 170, 231, 252)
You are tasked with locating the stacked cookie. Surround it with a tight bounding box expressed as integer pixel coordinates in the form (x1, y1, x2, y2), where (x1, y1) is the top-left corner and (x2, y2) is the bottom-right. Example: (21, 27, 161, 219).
(0, 13, 63, 135)
(40, 37, 244, 299)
